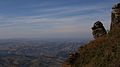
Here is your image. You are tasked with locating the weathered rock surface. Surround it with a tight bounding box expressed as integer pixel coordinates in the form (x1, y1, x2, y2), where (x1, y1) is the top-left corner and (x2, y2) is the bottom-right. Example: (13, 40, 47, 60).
(92, 21, 107, 39)
(61, 2, 120, 67)
(111, 3, 120, 30)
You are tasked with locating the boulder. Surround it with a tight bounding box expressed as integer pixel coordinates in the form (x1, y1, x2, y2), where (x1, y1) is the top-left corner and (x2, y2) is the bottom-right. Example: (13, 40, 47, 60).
(92, 21, 107, 39)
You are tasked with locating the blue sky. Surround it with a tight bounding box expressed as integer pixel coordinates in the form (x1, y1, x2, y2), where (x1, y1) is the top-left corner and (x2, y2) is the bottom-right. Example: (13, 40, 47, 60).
(0, 0, 118, 39)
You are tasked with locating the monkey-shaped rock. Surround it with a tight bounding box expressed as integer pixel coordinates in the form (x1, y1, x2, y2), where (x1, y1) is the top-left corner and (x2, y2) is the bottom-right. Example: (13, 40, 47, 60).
(92, 21, 107, 39)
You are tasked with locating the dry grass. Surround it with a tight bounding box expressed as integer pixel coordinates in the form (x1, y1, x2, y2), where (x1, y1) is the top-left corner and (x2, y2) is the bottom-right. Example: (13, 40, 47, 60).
(63, 27, 120, 67)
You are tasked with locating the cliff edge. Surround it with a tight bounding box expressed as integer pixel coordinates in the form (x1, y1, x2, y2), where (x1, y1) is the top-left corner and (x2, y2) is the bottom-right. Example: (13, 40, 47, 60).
(61, 2, 120, 67)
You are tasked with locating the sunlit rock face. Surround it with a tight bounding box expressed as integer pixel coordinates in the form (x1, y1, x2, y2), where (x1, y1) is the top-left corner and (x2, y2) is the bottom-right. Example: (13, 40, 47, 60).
(92, 21, 107, 39)
(111, 3, 120, 30)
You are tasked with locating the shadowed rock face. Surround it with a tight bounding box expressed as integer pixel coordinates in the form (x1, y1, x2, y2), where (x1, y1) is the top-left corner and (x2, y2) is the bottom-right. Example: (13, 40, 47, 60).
(92, 21, 107, 39)
(111, 3, 120, 30)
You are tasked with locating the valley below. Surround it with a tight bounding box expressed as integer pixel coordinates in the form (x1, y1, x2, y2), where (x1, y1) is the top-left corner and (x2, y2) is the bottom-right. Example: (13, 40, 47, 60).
(0, 39, 85, 67)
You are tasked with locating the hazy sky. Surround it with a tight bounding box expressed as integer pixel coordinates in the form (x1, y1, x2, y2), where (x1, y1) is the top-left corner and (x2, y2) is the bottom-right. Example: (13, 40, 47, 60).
(0, 0, 118, 39)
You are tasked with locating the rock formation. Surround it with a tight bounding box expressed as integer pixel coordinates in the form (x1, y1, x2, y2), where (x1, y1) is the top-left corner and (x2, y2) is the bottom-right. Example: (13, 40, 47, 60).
(92, 3, 120, 39)
(61, 52, 79, 67)
(61, 2, 120, 67)
(92, 21, 107, 39)
(111, 3, 120, 30)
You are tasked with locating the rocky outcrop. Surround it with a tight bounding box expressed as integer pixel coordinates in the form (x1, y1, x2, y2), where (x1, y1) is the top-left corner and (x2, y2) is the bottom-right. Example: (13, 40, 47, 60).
(61, 2, 120, 67)
(92, 21, 107, 39)
(111, 3, 120, 30)
(61, 52, 79, 67)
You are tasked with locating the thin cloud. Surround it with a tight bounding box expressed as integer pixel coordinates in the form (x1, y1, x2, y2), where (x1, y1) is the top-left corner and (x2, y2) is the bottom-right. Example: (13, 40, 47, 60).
(0, 1, 113, 39)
